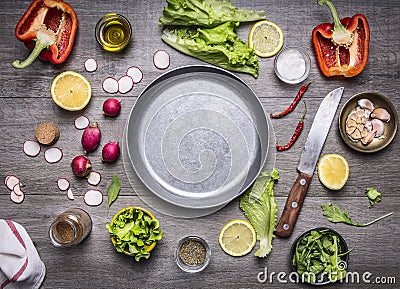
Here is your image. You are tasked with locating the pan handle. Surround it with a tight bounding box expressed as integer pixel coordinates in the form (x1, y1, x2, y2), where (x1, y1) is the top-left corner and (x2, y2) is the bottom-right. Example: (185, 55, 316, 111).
(275, 171, 313, 238)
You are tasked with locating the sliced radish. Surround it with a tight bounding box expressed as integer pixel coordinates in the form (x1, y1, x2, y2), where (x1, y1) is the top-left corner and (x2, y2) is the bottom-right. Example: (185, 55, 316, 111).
(12, 183, 24, 196)
(67, 188, 74, 200)
(74, 115, 90, 130)
(118, 75, 134, 94)
(44, 147, 63, 164)
(23, 140, 41, 157)
(87, 171, 101, 186)
(126, 66, 143, 83)
(10, 189, 25, 204)
(5, 175, 20, 191)
(57, 178, 70, 191)
(84, 58, 98, 72)
(102, 77, 119, 94)
(84, 189, 103, 206)
(153, 50, 170, 70)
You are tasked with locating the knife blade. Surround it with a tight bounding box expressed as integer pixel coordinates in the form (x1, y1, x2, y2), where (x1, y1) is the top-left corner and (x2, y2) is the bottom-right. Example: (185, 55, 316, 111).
(275, 87, 344, 238)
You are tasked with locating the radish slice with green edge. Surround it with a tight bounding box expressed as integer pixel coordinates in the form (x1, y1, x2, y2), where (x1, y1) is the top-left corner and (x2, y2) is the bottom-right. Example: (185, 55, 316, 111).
(5, 175, 20, 191)
(67, 188, 74, 200)
(84, 189, 103, 206)
(118, 75, 134, 94)
(23, 140, 41, 157)
(153, 50, 170, 70)
(44, 147, 63, 164)
(12, 183, 24, 196)
(87, 171, 101, 186)
(84, 58, 98, 72)
(10, 189, 25, 204)
(57, 178, 70, 191)
(126, 66, 143, 83)
(102, 77, 119, 94)
(74, 115, 90, 130)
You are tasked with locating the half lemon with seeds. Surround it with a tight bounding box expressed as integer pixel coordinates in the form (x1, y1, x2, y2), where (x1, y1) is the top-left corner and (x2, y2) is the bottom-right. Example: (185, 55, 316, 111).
(51, 71, 92, 111)
(248, 20, 284, 58)
(218, 219, 256, 257)
(317, 154, 350, 190)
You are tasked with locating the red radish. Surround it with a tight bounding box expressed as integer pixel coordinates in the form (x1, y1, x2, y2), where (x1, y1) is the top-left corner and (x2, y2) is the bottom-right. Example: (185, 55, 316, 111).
(153, 50, 170, 70)
(102, 142, 120, 163)
(23, 140, 41, 157)
(67, 188, 74, 200)
(10, 189, 25, 204)
(44, 147, 63, 163)
(57, 178, 70, 191)
(5, 175, 20, 191)
(102, 98, 121, 117)
(102, 77, 119, 94)
(12, 183, 24, 196)
(118, 75, 134, 94)
(74, 115, 90, 130)
(84, 189, 103, 206)
(126, 66, 143, 83)
(84, 58, 98, 72)
(71, 155, 92, 177)
(81, 122, 101, 153)
(87, 171, 101, 186)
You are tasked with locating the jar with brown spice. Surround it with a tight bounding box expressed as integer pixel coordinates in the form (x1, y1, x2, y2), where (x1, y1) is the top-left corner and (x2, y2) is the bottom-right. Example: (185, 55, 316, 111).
(49, 208, 92, 247)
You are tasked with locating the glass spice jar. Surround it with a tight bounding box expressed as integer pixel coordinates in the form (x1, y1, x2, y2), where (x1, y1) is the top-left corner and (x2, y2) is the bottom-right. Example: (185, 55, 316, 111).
(49, 208, 92, 247)
(174, 236, 211, 273)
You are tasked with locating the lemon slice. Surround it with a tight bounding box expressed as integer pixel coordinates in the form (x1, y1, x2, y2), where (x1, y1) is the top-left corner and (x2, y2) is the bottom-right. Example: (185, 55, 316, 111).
(51, 71, 92, 111)
(317, 154, 350, 190)
(218, 219, 256, 257)
(248, 20, 284, 58)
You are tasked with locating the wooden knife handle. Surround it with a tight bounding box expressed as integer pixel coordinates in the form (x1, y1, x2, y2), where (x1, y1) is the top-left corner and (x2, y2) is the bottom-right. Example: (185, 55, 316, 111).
(275, 172, 313, 238)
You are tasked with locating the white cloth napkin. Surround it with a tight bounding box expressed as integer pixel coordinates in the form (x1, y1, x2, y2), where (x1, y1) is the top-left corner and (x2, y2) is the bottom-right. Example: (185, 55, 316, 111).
(0, 219, 45, 289)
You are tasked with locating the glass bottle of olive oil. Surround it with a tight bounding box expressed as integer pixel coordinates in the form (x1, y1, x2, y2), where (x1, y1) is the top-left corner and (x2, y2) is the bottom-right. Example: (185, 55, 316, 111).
(96, 13, 131, 52)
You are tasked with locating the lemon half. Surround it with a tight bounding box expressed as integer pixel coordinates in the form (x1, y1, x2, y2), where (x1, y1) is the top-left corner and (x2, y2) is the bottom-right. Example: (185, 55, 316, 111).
(218, 219, 256, 257)
(248, 20, 284, 58)
(317, 154, 350, 190)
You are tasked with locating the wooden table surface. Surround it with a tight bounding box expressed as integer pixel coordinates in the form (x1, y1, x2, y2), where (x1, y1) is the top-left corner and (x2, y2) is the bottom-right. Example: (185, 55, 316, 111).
(1, 0, 399, 288)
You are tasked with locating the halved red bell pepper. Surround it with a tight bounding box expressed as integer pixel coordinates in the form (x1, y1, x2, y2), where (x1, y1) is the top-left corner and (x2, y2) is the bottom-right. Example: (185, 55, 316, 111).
(12, 0, 78, 69)
(312, 0, 370, 77)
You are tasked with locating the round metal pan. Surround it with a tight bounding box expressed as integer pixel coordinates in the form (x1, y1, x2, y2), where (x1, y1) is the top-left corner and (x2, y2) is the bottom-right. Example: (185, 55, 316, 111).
(126, 65, 270, 209)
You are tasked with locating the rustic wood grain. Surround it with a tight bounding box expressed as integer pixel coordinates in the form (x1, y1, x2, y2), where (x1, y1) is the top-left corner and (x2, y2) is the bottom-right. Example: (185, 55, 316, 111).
(0, 0, 399, 288)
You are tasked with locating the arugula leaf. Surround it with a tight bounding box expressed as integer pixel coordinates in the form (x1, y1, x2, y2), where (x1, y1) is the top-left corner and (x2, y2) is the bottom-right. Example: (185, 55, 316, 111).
(158, 0, 266, 27)
(240, 169, 279, 257)
(107, 173, 121, 215)
(365, 188, 382, 208)
(321, 203, 393, 227)
(162, 22, 259, 77)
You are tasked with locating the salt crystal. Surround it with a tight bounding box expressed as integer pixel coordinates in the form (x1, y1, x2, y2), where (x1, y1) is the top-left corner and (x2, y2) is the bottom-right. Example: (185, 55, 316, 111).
(276, 48, 307, 82)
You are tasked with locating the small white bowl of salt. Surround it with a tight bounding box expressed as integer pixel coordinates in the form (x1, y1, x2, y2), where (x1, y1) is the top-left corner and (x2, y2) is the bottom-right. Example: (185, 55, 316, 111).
(274, 47, 311, 84)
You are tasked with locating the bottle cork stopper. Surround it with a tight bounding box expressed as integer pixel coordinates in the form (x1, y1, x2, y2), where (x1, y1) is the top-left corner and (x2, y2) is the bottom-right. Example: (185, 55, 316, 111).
(34, 122, 60, 145)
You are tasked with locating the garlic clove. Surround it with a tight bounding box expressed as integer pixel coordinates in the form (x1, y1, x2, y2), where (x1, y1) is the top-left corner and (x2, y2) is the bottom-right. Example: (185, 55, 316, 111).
(346, 126, 357, 135)
(371, 107, 391, 122)
(346, 118, 357, 128)
(371, 119, 385, 137)
(361, 131, 376, 145)
(350, 128, 362, 140)
(357, 98, 374, 111)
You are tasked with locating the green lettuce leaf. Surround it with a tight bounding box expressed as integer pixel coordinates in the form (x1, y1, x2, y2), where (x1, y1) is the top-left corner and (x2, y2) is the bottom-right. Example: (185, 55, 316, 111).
(162, 22, 259, 77)
(158, 0, 266, 27)
(365, 188, 382, 208)
(240, 169, 279, 257)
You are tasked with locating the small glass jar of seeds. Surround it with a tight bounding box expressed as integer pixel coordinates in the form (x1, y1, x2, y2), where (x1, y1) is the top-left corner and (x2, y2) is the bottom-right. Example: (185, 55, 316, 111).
(49, 208, 92, 247)
(174, 236, 211, 273)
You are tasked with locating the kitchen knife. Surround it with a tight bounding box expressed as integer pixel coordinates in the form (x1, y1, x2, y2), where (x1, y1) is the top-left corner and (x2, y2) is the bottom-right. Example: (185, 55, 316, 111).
(275, 87, 344, 238)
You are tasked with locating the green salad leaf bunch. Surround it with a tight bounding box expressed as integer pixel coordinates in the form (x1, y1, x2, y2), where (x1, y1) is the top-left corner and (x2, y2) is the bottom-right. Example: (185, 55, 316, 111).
(106, 207, 163, 262)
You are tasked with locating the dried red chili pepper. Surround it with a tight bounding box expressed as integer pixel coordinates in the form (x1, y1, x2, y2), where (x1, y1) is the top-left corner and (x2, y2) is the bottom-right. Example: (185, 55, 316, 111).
(270, 82, 311, 118)
(312, 0, 370, 77)
(12, 0, 78, 69)
(276, 102, 306, 151)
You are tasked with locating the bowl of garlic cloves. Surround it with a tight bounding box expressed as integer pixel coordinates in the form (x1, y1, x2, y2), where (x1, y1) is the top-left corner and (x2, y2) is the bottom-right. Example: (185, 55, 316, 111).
(339, 92, 398, 153)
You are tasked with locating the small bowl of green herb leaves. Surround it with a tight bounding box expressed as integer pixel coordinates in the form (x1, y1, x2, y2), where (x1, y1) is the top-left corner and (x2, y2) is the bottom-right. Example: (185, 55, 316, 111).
(290, 227, 352, 285)
(106, 206, 163, 262)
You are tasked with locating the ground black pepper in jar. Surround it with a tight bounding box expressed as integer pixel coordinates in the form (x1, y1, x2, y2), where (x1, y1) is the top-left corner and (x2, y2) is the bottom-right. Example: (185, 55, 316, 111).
(175, 236, 211, 273)
(49, 208, 92, 247)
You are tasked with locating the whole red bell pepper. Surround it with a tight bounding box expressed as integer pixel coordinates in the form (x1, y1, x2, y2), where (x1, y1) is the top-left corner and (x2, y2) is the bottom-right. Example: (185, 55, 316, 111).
(12, 0, 78, 69)
(312, 0, 370, 77)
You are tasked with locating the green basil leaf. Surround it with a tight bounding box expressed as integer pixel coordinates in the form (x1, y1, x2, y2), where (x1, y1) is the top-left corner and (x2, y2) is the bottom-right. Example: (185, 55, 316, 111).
(107, 173, 121, 215)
